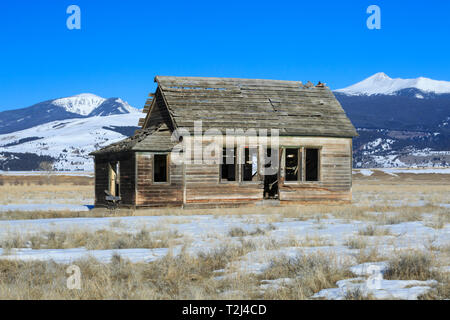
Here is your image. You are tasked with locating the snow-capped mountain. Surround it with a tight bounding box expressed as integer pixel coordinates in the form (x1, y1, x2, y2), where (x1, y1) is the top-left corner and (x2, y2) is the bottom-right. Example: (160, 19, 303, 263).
(334, 73, 450, 168)
(0, 94, 141, 171)
(51, 93, 107, 115)
(335, 72, 450, 96)
(0, 93, 139, 135)
(0, 113, 141, 171)
(1, 81, 449, 170)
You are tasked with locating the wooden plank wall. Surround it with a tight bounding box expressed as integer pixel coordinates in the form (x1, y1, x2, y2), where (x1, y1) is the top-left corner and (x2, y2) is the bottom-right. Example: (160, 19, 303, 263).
(278, 137, 352, 202)
(183, 137, 263, 207)
(119, 153, 136, 206)
(135, 152, 183, 207)
(182, 136, 352, 206)
(94, 157, 109, 207)
(126, 136, 351, 208)
(94, 152, 136, 207)
(143, 87, 174, 130)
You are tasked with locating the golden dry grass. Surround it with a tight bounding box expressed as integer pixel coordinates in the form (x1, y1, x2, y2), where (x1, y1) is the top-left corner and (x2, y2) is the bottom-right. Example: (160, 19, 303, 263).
(1, 228, 181, 251)
(0, 172, 448, 299)
(0, 184, 93, 206)
(384, 251, 438, 281)
(0, 243, 262, 299)
(1, 173, 449, 222)
(259, 252, 354, 299)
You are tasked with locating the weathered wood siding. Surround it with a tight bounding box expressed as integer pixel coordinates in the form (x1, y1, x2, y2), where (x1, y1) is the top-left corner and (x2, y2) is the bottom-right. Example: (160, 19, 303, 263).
(143, 87, 174, 130)
(181, 136, 352, 206)
(94, 157, 109, 207)
(183, 136, 262, 206)
(184, 162, 263, 206)
(96, 136, 351, 208)
(94, 152, 136, 207)
(278, 137, 352, 202)
(135, 152, 183, 207)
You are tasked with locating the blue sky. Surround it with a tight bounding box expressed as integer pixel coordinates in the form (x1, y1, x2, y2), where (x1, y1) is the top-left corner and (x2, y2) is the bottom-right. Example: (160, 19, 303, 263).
(0, 0, 449, 111)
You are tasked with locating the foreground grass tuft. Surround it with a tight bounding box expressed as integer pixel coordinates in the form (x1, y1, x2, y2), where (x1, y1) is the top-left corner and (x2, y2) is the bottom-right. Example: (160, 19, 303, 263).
(259, 253, 354, 299)
(384, 251, 436, 281)
(1, 229, 180, 250)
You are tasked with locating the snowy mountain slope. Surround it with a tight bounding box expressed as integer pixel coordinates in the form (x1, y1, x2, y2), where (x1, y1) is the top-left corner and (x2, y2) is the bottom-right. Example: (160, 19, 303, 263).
(335, 72, 450, 96)
(89, 98, 137, 116)
(0, 113, 141, 171)
(51, 93, 106, 115)
(0, 93, 139, 135)
(333, 73, 450, 168)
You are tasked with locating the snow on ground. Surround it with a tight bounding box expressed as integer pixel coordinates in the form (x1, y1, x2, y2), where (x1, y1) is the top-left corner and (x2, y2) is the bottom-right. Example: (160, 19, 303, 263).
(0, 171, 448, 299)
(312, 277, 437, 300)
(358, 169, 373, 176)
(311, 261, 438, 300)
(0, 204, 91, 212)
(0, 212, 448, 299)
(380, 168, 450, 174)
(0, 247, 169, 264)
(0, 171, 94, 177)
(353, 168, 450, 175)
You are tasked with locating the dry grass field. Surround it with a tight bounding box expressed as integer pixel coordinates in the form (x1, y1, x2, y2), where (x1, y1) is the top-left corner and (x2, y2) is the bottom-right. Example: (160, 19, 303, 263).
(0, 169, 448, 299)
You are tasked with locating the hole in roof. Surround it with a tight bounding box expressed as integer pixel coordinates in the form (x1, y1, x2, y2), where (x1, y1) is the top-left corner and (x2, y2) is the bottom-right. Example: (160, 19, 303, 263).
(168, 86, 227, 91)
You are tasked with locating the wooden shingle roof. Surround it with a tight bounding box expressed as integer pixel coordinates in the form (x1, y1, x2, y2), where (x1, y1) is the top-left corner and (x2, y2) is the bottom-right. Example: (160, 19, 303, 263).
(90, 123, 177, 155)
(155, 76, 357, 138)
(91, 76, 357, 155)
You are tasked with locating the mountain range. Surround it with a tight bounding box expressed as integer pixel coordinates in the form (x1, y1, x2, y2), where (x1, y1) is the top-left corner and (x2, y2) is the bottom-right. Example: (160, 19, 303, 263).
(0, 94, 141, 171)
(334, 73, 450, 168)
(0, 73, 449, 171)
(0, 93, 137, 135)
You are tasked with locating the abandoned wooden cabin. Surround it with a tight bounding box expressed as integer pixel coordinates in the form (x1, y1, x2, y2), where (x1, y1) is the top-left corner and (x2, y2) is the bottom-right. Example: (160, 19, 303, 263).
(90, 76, 357, 208)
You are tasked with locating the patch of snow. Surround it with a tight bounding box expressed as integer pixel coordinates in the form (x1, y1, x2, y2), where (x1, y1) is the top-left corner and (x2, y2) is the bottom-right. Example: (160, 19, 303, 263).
(0, 171, 94, 177)
(0, 204, 91, 212)
(381, 168, 450, 174)
(359, 169, 374, 176)
(312, 277, 437, 300)
(0, 247, 169, 264)
(350, 262, 388, 276)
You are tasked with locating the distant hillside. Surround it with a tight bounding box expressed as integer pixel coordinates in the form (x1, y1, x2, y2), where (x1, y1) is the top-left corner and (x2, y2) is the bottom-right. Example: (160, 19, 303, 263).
(0, 93, 138, 134)
(335, 73, 450, 168)
(0, 94, 141, 171)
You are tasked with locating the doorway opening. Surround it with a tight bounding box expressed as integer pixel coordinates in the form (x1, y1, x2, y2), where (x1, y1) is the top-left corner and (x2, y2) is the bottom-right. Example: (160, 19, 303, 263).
(263, 148, 279, 199)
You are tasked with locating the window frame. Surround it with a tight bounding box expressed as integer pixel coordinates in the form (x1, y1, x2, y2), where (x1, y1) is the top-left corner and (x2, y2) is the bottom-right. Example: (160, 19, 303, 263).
(282, 146, 321, 184)
(152, 153, 170, 184)
(219, 146, 238, 183)
(240, 146, 260, 184)
(304, 146, 321, 182)
(283, 147, 302, 184)
(108, 161, 120, 196)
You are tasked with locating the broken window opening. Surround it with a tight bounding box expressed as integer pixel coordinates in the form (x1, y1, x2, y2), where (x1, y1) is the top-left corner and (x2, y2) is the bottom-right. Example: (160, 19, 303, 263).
(263, 148, 279, 199)
(305, 148, 319, 181)
(154, 154, 168, 183)
(242, 147, 258, 182)
(285, 148, 301, 182)
(109, 162, 120, 196)
(221, 147, 236, 182)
